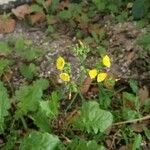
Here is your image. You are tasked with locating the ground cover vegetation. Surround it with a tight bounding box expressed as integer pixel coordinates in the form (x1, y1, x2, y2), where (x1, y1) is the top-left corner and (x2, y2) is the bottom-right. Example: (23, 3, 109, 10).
(0, 0, 150, 149)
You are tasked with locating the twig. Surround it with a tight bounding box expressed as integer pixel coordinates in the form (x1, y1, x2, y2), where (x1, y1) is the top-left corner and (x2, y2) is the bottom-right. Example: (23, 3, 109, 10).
(113, 115, 150, 126)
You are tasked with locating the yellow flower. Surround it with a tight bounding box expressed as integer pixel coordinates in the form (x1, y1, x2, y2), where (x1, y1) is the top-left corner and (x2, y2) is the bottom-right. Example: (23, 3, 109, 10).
(97, 73, 108, 82)
(59, 73, 70, 82)
(102, 55, 111, 68)
(56, 56, 65, 70)
(88, 69, 98, 79)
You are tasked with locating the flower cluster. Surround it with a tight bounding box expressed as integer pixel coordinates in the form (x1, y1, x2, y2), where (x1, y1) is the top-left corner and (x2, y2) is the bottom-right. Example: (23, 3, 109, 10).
(56, 56, 70, 82)
(88, 55, 111, 82)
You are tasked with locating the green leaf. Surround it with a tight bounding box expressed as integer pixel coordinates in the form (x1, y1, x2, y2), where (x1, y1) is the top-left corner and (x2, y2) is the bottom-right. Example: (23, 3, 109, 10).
(132, 0, 150, 19)
(15, 79, 49, 118)
(92, 0, 106, 11)
(122, 108, 139, 121)
(58, 10, 72, 20)
(15, 37, 25, 52)
(19, 131, 61, 150)
(0, 81, 11, 133)
(0, 59, 10, 76)
(67, 138, 106, 150)
(19, 63, 38, 80)
(40, 91, 60, 118)
(31, 4, 43, 13)
(137, 32, 150, 50)
(123, 92, 140, 110)
(74, 101, 113, 133)
(32, 109, 51, 132)
(129, 79, 138, 93)
(132, 134, 142, 150)
(143, 127, 150, 140)
(0, 42, 11, 55)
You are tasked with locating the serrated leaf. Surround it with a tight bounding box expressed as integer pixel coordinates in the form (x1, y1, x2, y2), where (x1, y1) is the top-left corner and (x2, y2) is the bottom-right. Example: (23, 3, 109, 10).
(32, 109, 51, 132)
(15, 79, 49, 118)
(67, 138, 106, 150)
(74, 101, 113, 133)
(40, 91, 60, 118)
(19, 63, 38, 80)
(0, 81, 11, 133)
(19, 131, 61, 150)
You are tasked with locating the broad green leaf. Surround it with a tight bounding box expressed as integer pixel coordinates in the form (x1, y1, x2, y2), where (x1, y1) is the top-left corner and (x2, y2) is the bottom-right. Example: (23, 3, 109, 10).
(40, 91, 60, 118)
(74, 101, 113, 133)
(0, 81, 11, 133)
(32, 109, 51, 132)
(19, 63, 38, 80)
(19, 131, 61, 150)
(15, 79, 49, 118)
(0, 59, 10, 76)
(67, 138, 106, 150)
(0, 42, 11, 55)
(132, 134, 142, 150)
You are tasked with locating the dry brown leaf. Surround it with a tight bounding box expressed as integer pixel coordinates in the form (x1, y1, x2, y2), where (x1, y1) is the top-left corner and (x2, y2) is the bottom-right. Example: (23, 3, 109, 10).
(29, 12, 46, 25)
(44, 0, 52, 9)
(0, 16, 16, 33)
(11, 4, 31, 20)
(80, 76, 93, 94)
(2, 70, 13, 82)
(138, 86, 149, 105)
(131, 122, 149, 133)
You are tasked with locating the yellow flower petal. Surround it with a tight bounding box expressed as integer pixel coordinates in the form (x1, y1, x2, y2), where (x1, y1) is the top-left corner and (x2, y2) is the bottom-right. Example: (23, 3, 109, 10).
(102, 55, 111, 68)
(59, 73, 70, 82)
(88, 69, 98, 79)
(97, 73, 108, 82)
(56, 56, 65, 70)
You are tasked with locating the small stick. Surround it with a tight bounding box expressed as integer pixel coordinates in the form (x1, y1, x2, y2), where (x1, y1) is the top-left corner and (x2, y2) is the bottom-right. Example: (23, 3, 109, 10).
(113, 115, 150, 126)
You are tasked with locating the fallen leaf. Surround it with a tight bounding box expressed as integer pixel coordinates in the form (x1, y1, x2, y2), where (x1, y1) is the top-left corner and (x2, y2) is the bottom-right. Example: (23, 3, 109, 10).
(2, 70, 13, 82)
(11, 4, 31, 20)
(44, 0, 52, 9)
(138, 86, 149, 105)
(80, 76, 93, 94)
(29, 12, 46, 25)
(0, 16, 16, 33)
(131, 121, 149, 133)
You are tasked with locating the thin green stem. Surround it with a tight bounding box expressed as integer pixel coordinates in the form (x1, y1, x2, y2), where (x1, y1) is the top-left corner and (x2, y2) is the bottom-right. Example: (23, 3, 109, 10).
(65, 93, 78, 113)
(21, 117, 28, 130)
